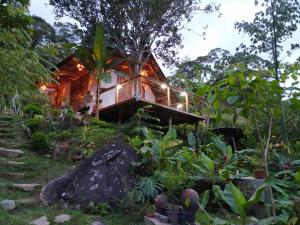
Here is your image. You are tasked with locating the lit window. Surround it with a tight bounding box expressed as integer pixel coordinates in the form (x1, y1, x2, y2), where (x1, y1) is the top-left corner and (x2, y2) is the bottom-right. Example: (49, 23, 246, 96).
(161, 84, 167, 89)
(177, 103, 183, 110)
(77, 63, 84, 71)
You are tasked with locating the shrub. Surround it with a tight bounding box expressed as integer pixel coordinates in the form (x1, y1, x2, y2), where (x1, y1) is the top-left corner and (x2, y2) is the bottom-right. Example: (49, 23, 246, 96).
(30, 132, 51, 152)
(25, 118, 43, 132)
(22, 103, 43, 116)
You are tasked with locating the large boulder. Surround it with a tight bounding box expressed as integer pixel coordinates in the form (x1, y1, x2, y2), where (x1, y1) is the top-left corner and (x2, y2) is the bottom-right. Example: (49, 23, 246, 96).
(41, 137, 138, 208)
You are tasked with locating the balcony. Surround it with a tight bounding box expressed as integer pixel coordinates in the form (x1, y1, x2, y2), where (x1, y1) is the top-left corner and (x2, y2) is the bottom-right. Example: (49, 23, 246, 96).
(98, 76, 206, 125)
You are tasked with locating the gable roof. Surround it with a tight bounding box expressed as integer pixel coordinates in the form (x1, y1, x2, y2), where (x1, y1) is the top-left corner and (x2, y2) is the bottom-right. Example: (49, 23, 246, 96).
(54, 53, 167, 82)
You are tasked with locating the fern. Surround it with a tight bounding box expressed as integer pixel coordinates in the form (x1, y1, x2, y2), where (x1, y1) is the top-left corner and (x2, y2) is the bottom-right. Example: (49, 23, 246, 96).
(137, 176, 163, 200)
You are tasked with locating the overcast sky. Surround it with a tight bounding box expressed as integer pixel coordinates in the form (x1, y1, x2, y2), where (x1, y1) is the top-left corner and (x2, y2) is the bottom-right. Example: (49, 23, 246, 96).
(30, 0, 300, 76)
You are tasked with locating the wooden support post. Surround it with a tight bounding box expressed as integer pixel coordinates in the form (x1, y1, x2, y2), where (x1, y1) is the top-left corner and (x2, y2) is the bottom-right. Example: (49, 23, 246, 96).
(185, 95, 189, 112)
(115, 86, 119, 103)
(118, 107, 124, 125)
(167, 87, 171, 106)
(195, 122, 199, 151)
(168, 116, 173, 131)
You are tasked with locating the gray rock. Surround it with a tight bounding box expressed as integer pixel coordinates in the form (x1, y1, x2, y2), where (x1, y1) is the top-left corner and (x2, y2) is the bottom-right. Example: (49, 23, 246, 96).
(30, 216, 49, 225)
(1, 199, 15, 211)
(0, 148, 24, 158)
(54, 214, 71, 223)
(91, 221, 106, 225)
(12, 183, 40, 191)
(41, 138, 137, 208)
(144, 216, 170, 225)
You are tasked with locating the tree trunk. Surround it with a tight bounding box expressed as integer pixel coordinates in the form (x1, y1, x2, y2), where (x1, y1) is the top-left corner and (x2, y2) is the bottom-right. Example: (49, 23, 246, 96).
(95, 78, 100, 119)
(271, 0, 289, 144)
(262, 110, 277, 223)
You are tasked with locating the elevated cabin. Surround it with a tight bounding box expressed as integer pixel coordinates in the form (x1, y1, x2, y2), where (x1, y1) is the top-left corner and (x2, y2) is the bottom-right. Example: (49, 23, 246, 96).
(43, 54, 206, 127)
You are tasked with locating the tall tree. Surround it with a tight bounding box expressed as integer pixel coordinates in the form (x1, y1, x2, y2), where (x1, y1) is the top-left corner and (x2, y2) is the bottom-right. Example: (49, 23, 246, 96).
(0, 1, 52, 109)
(168, 48, 271, 91)
(235, 0, 300, 144)
(49, 0, 219, 76)
(31, 16, 56, 48)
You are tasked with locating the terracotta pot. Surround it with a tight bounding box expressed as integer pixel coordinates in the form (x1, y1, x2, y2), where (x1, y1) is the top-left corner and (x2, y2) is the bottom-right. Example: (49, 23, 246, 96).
(154, 194, 168, 214)
(166, 206, 181, 225)
(180, 189, 199, 224)
(146, 212, 154, 218)
(254, 169, 266, 179)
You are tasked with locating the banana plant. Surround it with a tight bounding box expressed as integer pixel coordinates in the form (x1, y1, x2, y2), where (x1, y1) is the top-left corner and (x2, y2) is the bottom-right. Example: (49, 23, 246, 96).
(92, 23, 106, 119)
(68, 23, 126, 119)
(213, 182, 269, 225)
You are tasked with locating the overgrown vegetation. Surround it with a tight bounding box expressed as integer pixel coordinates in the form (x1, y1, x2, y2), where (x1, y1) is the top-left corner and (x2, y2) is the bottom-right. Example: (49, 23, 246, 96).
(1, 0, 300, 224)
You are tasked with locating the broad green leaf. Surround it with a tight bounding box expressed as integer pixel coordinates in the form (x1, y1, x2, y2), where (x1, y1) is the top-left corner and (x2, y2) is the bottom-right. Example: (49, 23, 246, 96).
(93, 23, 106, 69)
(201, 153, 214, 173)
(227, 96, 240, 104)
(222, 182, 246, 219)
(213, 137, 227, 152)
(245, 183, 268, 210)
(212, 217, 228, 225)
(295, 171, 300, 185)
(199, 190, 210, 208)
(187, 132, 196, 147)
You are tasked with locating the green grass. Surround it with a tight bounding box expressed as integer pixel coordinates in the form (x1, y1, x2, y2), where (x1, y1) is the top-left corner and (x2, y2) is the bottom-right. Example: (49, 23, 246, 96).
(0, 117, 146, 225)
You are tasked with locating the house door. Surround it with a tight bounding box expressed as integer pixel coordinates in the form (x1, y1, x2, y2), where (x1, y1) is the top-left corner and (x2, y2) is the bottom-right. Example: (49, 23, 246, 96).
(70, 75, 90, 111)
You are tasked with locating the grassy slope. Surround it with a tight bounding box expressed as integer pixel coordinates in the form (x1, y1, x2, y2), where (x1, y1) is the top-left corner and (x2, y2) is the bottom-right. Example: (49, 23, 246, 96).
(0, 118, 144, 225)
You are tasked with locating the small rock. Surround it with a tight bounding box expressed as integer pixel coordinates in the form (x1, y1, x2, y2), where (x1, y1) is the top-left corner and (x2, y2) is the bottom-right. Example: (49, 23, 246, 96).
(91, 221, 106, 225)
(16, 197, 40, 206)
(30, 216, 50, 225)
(0, 199, 15, 211)
(54, 214, 72, 223)
(12, 183, 40, 191)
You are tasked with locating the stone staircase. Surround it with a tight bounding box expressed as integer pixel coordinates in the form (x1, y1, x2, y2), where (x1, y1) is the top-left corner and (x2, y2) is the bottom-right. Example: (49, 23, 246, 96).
(0, 113, 41, 210)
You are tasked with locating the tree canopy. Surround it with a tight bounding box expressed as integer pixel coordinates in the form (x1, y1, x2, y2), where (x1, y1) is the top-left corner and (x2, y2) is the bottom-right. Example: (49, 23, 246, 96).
(49, 0, 219, 75)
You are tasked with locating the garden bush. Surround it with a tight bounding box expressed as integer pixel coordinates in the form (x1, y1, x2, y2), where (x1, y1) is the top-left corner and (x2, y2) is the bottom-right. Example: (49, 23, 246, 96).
(25, 117, 43, 132)
(22, 102, 43, 117)
(30, 132, 51, 152)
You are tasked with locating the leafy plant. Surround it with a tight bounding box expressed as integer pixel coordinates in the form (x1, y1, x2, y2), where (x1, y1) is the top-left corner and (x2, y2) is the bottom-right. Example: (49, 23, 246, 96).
(30, 131, 51, 152)
(213, 182, 269, 225)
(25, 117, 43, 132)
(136, 176, 163, 201)
(22, 102, 43, 117)
(200, 152, 215, 183)
(87, 202, 111, 216)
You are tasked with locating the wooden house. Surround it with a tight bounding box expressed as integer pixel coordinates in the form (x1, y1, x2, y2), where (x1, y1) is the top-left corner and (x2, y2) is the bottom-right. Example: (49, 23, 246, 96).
(42, 54, 206, 127)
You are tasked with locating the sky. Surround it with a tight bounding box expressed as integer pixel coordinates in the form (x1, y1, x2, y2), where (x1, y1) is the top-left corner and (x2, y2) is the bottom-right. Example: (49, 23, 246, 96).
(29, 0, 300, 76)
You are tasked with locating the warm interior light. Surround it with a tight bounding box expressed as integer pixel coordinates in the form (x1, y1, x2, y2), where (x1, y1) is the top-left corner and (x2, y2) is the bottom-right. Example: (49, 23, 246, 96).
(180, 91, 187, 97)
(40, 85, 47, 91)
(77, 63, 84, 71)
(117, 84, 122, 90)
(141, 70, 147, 76)
(177, 103, 183, 110)
(161, 84, 167, 89)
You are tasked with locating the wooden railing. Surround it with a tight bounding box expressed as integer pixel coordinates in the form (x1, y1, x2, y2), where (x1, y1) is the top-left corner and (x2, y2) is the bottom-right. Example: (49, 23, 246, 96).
(99, 76, 206, 115)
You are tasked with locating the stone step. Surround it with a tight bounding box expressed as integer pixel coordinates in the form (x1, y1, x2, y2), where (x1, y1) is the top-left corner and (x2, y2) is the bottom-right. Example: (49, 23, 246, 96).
(0, 115, 14, 121)
(0, 140, 22, 148)
(12, 183, 40, 192)
(0, 148, 24, 158)
(0, 133, 14, 139)
(16, 197, 40, 206)
(0, 160, 26, 167)
(0, 172, 25, 179)
(0, 128, 11, 133)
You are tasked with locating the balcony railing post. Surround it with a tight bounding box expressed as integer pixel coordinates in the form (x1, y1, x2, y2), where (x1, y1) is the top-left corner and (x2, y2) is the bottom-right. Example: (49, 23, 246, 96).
(185, 95, 189, 112)
(167, 87, 171, 106)
(115, 86, 119, 103)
